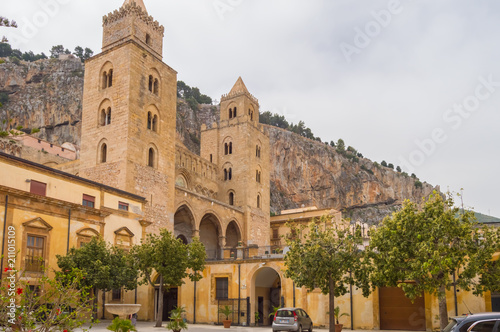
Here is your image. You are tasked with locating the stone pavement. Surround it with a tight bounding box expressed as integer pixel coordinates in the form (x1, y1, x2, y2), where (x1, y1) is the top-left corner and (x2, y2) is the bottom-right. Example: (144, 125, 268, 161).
(76, 320, 412, 332)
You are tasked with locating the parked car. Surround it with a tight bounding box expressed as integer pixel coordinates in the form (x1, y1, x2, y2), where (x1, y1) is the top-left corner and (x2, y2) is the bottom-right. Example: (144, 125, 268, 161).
(272, 308, 313, 332)
(444, 313, 500, 332)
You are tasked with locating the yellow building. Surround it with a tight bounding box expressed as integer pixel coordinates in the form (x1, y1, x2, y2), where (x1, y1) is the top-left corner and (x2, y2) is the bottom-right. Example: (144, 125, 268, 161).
(0, 0, 496, 331)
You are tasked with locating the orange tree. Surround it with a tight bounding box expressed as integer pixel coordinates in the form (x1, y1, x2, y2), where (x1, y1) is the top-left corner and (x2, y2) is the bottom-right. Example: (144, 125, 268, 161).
(284, 216, 371, 332)
(367, 192, 500, 331)
(131, 230, 206, 327)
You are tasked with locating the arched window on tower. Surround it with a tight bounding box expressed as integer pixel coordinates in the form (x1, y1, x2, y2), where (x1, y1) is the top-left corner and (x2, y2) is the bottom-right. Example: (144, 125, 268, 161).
(234, 107, 237, 117)
(229, 108, 233, 119)
(224, 169, 228, 181)
(148, 75, 153, 92)
(148, 148, 155, 168)
(224, 143, 228, 155)
(229, 142, 233, 154)
(256, 170, 261, 183)
(229, 192, 234, 206)
(228, 168, 232, 180)
(152, 115, 158, 132)
(257, 194, 261, 209)
(101, 144, 107, 163)
(106, 107, 111, 125)
(108, 69, 113, 87)
(153, 79, 159, 95)
(101, 109, 106, 126)
(146, 33, 151, 46)
(147, 112, 152, 130)
(102, 72, 108, 89)
(249, 109, 254, 121)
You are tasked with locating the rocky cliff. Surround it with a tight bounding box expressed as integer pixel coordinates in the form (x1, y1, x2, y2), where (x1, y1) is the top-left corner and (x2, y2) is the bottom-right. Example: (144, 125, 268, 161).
(0, 57, 83, 145)
(0, 58, 436, 223)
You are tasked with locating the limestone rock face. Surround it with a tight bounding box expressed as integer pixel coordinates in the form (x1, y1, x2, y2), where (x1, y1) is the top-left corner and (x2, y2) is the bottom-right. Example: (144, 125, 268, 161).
(0, 58, 437, 223)
(266, 127, 436, 223)
(0, 58, 83, 146)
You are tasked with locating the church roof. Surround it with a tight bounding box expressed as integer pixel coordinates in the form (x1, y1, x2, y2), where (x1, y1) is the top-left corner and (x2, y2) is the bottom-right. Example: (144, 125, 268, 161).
(229, 77, 250, 95)
(122, 0, 147, 13)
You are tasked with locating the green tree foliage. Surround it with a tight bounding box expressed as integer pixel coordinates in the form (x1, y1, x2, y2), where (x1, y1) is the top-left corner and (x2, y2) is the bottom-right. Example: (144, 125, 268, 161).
(336, 139, 345, 152)
(50, 45, 70, 58)
(367, 193, 500, 331)
(380, 160, 387, 167)
(0, 41, 47, 61)
(0, 42, 12, 57)
(259, 111, 290, 129)
(57, 237, 139, 319)
(388, 163, 394, 169)
(284, 217, 370, 332)
(0, 16, 17, 43)
(329, 141, 335, 147)
(396, 166, 402, 172)
(73, 46, 94, 61)
(0, 17, 17, 28)
(131, 231, 206, 327)
(177, 81, 212, 106)
(0, 266, 95, 331)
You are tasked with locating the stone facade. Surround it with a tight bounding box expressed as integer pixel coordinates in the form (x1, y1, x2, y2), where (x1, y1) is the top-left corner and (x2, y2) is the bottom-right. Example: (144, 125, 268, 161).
(79, 0, 177, 233)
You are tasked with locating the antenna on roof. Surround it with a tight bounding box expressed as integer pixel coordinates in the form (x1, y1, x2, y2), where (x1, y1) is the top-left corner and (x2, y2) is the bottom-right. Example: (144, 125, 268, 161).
(463, 301, 473, 315)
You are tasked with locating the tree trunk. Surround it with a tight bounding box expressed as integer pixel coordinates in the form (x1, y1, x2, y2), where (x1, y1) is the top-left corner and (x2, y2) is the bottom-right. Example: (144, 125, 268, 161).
(155, 275, 163, 327)
(438, 285, 449, 332)
(329, 276, 335, 332)
(102, 290, 106, 319)
(93, 287, 98, 320)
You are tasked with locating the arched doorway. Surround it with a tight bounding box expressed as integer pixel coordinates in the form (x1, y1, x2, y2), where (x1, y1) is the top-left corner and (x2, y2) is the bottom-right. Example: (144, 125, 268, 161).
(154, 275, 178, 321)
(174, 205, 195, 243)
(253, 267, 281, 326)
(199, 213, 222, 260)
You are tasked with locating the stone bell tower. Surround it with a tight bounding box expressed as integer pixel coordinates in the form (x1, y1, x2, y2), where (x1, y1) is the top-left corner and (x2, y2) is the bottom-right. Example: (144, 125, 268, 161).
(79, 0, 178, 232)
(200, 77, 271, 247)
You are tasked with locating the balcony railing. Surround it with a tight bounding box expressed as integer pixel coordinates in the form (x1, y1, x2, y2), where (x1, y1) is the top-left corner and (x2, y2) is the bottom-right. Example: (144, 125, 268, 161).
(205, 245, 288, 262)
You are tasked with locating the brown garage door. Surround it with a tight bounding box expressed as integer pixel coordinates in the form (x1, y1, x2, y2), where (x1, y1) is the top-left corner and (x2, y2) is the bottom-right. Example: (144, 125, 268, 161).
(379, 287, 426, 331)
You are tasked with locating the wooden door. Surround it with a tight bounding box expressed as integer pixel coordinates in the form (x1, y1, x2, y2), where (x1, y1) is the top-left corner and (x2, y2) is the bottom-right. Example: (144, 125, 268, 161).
(379, 287, 426, 331)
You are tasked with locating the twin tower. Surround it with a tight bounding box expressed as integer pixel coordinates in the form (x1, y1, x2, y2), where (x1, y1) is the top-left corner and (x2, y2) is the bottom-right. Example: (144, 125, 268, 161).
(78, 0, 270, 244)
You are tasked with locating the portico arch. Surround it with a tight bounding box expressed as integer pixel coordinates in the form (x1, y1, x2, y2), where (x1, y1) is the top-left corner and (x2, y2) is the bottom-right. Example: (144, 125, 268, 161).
(225, 220, 242, 249)
(199, 213, 223, 260)
(250, 266, 282, 326)
(174, 204, 195, 243)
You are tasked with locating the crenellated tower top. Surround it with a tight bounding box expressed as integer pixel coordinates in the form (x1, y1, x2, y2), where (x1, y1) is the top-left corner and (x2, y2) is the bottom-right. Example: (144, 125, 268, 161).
(221, 77, 259, 105)
(102, 0, 164, 58)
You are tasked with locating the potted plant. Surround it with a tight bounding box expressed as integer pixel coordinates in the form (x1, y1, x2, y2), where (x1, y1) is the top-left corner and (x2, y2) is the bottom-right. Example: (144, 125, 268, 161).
(107, 317, 137, 332)
(268, 306, 280, 323)
(254, 311, 260, 326)
(219, 305, 233, 328)
(166, 306, 188, 332)
(333, 306, 349, 332)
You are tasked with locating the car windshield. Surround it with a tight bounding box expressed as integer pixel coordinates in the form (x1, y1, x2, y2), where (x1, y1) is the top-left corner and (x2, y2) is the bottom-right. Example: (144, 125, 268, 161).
(276, 310, 294, 317)
(444, 319, 458, 332)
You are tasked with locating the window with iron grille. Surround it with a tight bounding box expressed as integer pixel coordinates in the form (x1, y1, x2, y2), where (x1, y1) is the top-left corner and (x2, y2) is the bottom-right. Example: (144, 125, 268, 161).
(216, 278, 228, 300)
(112, 289, 121, 301)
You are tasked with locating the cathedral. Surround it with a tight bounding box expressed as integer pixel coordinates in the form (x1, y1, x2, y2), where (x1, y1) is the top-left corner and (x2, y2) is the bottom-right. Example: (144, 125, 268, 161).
(0, 0, 493, 330)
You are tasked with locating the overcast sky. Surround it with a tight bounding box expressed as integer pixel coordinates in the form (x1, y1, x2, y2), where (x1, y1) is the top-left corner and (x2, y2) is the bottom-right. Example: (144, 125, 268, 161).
(3, 0, 500, 216)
